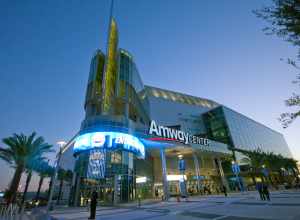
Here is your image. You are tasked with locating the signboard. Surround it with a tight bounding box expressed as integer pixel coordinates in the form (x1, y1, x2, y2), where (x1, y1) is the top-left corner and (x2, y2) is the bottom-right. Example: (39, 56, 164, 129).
(87, 149, 106, 179)
(149, 120, 210, 146)
(74, 132, 145, 159)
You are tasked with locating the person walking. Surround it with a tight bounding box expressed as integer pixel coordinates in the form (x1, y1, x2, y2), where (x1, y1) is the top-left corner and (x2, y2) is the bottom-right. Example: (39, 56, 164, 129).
(263, 184, 270, 201)
(222, 185, 228, 197)
(89, 191, 98, 220)
(155, 188, 159, 199)
(256, 182, 265, 200)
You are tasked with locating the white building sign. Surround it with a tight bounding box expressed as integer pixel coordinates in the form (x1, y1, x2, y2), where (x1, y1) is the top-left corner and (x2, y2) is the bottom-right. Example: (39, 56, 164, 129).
(149, 120, 210, 146)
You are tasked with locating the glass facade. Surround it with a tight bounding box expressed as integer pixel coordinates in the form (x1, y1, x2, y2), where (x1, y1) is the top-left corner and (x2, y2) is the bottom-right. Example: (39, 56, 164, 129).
(116, 49, 150, 125)
(202, 106, 233, 146)
(203, 106, 292, 158)
(73, 149, 136, 204)
(85, 50, 105, 117)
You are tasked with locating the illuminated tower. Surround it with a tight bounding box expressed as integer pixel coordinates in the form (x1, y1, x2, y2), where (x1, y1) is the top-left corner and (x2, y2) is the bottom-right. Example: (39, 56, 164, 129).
(84, 0, 118, 118)
(82, 0, 149, 129)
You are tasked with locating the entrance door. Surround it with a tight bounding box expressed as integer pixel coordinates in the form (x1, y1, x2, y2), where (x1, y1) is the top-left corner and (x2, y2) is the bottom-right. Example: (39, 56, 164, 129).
(79, 178, 114, 206)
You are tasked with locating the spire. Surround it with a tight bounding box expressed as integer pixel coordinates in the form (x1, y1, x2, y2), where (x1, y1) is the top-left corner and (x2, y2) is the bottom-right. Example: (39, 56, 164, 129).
(105, 0, 114, 52)
(109, 0, 114, 25)
(102, 0, 119, 113)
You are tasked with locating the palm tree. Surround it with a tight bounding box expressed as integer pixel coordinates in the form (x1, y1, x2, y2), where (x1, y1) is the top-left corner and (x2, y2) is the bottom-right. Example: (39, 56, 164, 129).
(56, 169, 73, 205)
(35, 161, 54, 201)
(235, 148, 268, 183)
(0, 132, 53, 205)
(235, 148, 299, 186)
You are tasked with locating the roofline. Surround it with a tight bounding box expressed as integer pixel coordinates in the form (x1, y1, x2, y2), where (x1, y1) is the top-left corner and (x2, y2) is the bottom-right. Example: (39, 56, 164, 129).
(144, 85, 219, 106)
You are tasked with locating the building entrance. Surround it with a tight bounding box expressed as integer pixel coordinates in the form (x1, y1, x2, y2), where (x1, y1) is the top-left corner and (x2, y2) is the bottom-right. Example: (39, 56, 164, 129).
(79, 178, 114, 206)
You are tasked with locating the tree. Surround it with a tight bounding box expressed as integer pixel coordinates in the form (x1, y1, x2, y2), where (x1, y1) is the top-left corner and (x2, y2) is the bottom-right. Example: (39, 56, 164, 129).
(237, 148, 266, 170)
(234, 148, 267, 184)
(254, 0, 300, 127)
(282, 157, 298, 176)
(0, 132, 53, 205)
(35, 161, 54, 201)
(235, 147, 298, 185)
(56, 169, 73, 205)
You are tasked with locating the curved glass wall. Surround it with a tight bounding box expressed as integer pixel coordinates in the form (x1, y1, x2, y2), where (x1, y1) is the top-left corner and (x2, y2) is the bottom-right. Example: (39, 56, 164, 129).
(116, 49, 150, 125)
(85, 50, 105, 117)
(74, 149, 139, 205)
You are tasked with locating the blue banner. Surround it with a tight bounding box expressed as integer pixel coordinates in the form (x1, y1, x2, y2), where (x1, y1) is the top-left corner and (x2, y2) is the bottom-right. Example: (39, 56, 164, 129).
(87, 149, 106, 179)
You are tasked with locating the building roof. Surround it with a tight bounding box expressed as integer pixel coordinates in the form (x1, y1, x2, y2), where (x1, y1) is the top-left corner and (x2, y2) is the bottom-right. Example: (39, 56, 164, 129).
(145, 85, 219, 109)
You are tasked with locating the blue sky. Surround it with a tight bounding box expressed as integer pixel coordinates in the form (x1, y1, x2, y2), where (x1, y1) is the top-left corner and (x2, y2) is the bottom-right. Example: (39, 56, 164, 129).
(0, 0, 299, 191)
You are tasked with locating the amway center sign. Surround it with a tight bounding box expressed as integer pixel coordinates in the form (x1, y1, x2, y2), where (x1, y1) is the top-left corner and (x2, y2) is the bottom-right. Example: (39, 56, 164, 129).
(149, 120, 210, 146)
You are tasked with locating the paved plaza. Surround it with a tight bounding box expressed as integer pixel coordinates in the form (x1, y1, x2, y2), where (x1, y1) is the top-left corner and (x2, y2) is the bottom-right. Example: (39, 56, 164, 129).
(49, 190, 300, 220)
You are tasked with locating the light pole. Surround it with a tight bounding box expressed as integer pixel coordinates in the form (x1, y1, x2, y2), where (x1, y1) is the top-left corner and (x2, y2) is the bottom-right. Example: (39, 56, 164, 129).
(47, 141, 66, 213)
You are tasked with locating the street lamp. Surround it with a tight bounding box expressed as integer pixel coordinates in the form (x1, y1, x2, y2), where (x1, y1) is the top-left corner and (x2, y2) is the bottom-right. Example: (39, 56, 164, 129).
(46, 141, 66, 213)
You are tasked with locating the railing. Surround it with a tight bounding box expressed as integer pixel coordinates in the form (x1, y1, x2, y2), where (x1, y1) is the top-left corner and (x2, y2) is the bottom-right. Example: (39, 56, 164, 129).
(0, 203, 19, 219)
(0, 203, 51, 220)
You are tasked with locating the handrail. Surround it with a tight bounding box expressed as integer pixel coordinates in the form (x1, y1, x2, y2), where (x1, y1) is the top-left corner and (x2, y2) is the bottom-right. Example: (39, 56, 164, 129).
(0, 203, 19, 218)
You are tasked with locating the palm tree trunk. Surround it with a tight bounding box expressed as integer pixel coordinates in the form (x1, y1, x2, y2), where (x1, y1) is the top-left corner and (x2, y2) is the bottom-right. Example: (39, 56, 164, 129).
(35, 175, 44, 201)
(57, 179, 64, 205)
(20, 171, 32, 210)
(6, 164, 24, 205)
(47, 177, 53, 200)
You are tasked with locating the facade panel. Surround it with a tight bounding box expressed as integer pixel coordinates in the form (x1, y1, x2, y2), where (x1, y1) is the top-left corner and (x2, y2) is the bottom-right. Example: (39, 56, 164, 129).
(223, 106, 292, 158)
(203, 106, 292, 158)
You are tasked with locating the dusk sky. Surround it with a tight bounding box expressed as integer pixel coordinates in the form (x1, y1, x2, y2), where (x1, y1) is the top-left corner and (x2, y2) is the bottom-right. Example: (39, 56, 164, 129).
(0, 0, 299, 191)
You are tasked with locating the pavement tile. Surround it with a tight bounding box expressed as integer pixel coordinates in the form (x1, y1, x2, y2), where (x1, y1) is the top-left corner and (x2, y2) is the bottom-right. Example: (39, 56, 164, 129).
(180, 211, 222, 219)
(220, 216, 274, 220)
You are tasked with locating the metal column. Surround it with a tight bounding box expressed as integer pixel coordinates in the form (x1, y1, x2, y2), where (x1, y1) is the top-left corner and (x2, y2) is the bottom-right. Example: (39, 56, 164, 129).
(217, 159, 229, 190)
(160, 148, 169, 200)
(192, 153, 201, 194)
(73, 174, 81, 206)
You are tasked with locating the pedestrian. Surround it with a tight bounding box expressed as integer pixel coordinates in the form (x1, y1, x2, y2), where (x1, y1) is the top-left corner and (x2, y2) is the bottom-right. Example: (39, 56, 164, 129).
(111, 189, 115, 205)
(155, 188, 159, 198)
(262, 184, 270, 201)
(138, 194, 141, 207)
(89, 190, 98, 220)
(256, 182, 265, 201)
(222, 185, 228, 197)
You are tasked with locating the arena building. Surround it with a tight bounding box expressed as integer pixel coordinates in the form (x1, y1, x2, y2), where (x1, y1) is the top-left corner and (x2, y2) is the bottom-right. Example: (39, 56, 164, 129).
(58, 15, 292, 206)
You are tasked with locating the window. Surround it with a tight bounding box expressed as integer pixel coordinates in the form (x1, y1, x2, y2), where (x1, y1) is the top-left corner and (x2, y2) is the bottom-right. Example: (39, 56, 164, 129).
(111, 152, 122, 164)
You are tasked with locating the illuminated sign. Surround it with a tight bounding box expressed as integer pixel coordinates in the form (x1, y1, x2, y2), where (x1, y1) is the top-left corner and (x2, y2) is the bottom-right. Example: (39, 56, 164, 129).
(167, 175, 187, 182)
(136, 176, 147, 183)
(74, 132, 145, 159)
(149, 120, 210, 146)
(91, 133, 105, 147)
